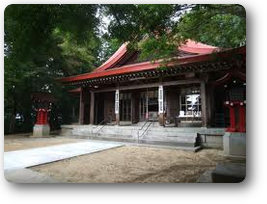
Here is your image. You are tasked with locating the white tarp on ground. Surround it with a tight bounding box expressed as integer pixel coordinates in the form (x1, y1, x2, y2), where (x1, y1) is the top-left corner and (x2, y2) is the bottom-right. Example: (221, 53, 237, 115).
(4, 140, 123, 171)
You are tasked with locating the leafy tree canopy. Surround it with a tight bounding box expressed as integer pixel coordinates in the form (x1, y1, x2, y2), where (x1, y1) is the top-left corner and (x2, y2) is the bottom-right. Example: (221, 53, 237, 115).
(103, 4, 246, 59)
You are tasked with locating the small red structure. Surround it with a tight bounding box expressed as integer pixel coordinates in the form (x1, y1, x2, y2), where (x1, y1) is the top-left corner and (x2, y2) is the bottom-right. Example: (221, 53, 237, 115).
(35, 108, 50, 125)
(32, 92, 57, 126)
(31, 93, 56, 137)
(224, 100, 246, 132)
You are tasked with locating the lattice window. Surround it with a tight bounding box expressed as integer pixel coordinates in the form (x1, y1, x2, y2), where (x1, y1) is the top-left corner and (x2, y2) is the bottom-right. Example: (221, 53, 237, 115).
(180, 87, 201, 121)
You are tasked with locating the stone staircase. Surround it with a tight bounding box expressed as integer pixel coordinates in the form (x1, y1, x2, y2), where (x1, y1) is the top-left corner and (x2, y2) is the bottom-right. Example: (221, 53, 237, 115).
(138, 126, 201, 148)
(62, 124, 139, 143)
(61, 123, 225, 150)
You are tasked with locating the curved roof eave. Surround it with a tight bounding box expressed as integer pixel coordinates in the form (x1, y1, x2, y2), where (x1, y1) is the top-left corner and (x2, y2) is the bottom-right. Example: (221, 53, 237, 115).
(59, 45, 245, 83)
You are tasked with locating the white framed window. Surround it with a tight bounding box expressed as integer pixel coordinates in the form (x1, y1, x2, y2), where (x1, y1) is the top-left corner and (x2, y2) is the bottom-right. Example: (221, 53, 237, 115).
(180, 87, 201, 121)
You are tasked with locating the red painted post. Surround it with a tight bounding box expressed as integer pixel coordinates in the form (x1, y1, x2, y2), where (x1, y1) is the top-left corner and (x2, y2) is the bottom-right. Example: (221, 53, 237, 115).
(40, 110, 44, 125)
(42, 111, 44, 124)
(42, 109, 46, 125)
(37, 109, 42, 124)
(239, 102, 246, 132)
(46, 110, 48, 125)
(228, 104, 236, 132)
(36, 110, 38, 124)
(36, 110, 39, 124)
(225, 101, 236, 132)
(43, 110, 46, 125)
(44, 109, 48, 125)
(35, 109, 50, 125)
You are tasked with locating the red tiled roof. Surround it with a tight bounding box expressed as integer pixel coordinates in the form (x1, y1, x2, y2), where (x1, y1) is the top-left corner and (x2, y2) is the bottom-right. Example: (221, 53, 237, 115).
(92, 43, 128, 73)
(60, 40, 245, 83)
(68, 87, 81, 93)
(179, 39, 220, 54)
(93, 40, 218, 73)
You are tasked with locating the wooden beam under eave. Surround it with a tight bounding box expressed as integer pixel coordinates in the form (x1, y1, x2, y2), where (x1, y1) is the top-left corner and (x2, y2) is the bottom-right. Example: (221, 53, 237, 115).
(94, 79, 202, 93)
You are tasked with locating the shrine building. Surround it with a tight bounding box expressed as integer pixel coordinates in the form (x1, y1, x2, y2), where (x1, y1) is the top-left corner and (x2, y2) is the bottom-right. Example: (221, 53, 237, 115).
(60, 40, 246, 131)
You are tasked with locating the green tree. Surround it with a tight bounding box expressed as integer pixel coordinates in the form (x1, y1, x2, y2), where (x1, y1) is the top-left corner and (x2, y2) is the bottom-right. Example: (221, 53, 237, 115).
(177, 4, 246, 48)
(103, 4, 246, 60)
(4, 4, 100, 133)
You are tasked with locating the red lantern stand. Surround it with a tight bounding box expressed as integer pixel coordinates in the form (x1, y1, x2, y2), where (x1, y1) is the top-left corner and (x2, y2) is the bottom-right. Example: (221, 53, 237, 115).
(224, 100, 246, 132)
(35, 108, 50, 125)
(32, 108, 51, 137)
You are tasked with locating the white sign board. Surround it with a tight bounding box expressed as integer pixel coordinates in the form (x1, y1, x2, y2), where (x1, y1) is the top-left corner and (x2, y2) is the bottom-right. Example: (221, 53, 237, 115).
(115, 90, 119, 114)
(158, 85, 164, 113)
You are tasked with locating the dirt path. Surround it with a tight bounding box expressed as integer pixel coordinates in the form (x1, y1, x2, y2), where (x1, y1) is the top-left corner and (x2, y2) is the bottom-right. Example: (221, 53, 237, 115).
(4, 134, 82, 152)
(31, 145, 227, 183)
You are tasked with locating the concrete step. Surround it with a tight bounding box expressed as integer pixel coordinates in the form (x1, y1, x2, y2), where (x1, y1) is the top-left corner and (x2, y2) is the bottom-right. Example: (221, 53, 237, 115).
(98, 129, 137, 136)
(102, 125, 140, 130)
(198, 129, 225, 135)
(144, 134, 196, 141)
(138, 139, 198, 148)
(71, 132, 134, 139)
(94, 133, 134, 139)
(71, 126, 139, 137)
(147, 127, 225, 135)
(134, 143, 202, 152)
(147, 127, 201, 132)
(146, 130, 197, 137)
(69, 135, 135, 143)
(72, 130, 93, 136)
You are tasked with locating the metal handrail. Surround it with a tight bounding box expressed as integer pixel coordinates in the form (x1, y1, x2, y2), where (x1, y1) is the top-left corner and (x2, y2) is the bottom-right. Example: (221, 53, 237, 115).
(141, 122, 152, 138)
(137, 121, 148, 143)
(92, 116, 111, 135)
(137, 121, 152, 143)
(137, 120, 148, 136)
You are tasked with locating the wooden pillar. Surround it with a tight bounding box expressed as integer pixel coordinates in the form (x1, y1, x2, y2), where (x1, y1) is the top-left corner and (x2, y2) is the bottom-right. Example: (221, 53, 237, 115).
(90, 91, 95, 124)
(158, 85, 164, 126)
(166, 89, 171, 121)
(131, 92, 138, 124)
(79, 88, 85, 124)
(131, 93, 135, 124)
(209, 86, 215, 127)
(206, 84, 212, 127)
(146, 89, 149, 120)
(201, 81, 207, 127)
(115, 89, 120, 125)
(239, 102, 246, 132)
(72, 107, 75, 119)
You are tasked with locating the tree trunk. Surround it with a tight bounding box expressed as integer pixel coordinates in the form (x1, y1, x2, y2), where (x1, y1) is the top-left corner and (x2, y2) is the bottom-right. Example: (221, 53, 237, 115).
(9, 105, 16, 133)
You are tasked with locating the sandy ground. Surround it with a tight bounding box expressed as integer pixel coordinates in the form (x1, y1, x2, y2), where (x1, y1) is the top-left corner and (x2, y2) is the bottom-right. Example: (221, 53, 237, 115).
(4, 134, 82, 152)
(31, 145, 230, 183)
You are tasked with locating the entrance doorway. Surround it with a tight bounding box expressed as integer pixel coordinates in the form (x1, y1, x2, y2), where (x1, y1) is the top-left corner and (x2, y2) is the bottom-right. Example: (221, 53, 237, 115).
(138, 89, 159, 121)
(139, 91, 147, 121)
(95, 93, 104, 124)
(120, 92, 132, 121)
(148, 89, 158, 121)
